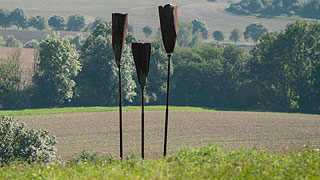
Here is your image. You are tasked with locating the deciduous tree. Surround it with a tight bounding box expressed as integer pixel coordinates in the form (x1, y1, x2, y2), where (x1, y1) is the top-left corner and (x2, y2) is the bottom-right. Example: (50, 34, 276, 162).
(0, 59, 20, 109)
(0, 9, 11, 29)
(244, 22, 268, 43)
(249, 20, 320, 112)
(212, 30, 224, 42)
(32, 33, 81, 107)
(48, 15, 66, 31)
(23, 39, 39, 48)
(142, 26, 152, 38)
(29, 15, 47, 30)
(9, 8, 28, 29)
(75, 22, 136, 106)
(66, 14, 86, 31)
(229, 29, 241, 44)
(192, 19, 209, 39)
(5, 35, 23, 48)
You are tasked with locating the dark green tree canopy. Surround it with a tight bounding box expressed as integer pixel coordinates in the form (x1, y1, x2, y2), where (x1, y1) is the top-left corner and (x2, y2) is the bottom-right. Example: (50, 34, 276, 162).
(229, 29, 241, 44)
(33, 33, 81, 107)
(226, 0, 320, 20)
(177, 21, 206, 47)
(172, 43, 249, 107)
(75, 22, 136, 106)
(83, 18, 105, 32)
(192, 19, 209, 39)
(9, 8, 28, 29)
(5, 35, 23, 48)
(0, 59, 20, 109)
(127, 24, 134, 33)
(143, 40, 169, 104)
(66, 14, 86, 31)
(0, 9, 11, 29)
(48, 15, 66, 31)
(142, 26, 152, 38)
(301, 0, 320, 19)
(213, 30, 224, 42)
(249, 20, 320, 112)
(24, 39, 39, 48)
(29, 15, 47, 30)
(244, 22, 268, 43)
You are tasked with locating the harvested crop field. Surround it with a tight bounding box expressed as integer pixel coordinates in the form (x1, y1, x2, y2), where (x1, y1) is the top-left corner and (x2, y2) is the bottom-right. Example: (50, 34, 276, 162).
(18, 110, 320, 160)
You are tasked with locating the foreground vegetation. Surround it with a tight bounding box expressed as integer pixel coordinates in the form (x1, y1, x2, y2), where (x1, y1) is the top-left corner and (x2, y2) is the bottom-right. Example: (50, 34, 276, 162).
(1, 145, 320, 179)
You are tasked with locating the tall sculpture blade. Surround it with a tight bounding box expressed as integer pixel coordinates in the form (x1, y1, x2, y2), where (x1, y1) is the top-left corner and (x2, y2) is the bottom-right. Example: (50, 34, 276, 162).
(112, 13, 128, 159)
(112, 13, 128, 65)
(159, 4, 178, 54)
(158, 4, 178, 157)
(132, 43, 151, 87)
(132, 42, 151, 159)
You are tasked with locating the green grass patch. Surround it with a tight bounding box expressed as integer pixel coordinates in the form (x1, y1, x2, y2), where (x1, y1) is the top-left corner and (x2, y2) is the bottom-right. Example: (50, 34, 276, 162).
(1, 145, 320, 179)
(0, 106, 213, 116)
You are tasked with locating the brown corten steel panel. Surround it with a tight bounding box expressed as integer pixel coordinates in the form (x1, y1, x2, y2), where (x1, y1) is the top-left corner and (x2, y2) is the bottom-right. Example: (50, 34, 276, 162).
(132, 43, 151, 87)
(158, 4, 178, 54)
(112, 13, 128, 65)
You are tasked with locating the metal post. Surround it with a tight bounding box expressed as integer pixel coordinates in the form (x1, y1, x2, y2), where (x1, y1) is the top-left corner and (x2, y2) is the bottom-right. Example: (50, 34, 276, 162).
(164, 54, 171, 157)
(118, 64, 123, 159)
(112, 13, 127, 160)
(141, 86, 145, 159)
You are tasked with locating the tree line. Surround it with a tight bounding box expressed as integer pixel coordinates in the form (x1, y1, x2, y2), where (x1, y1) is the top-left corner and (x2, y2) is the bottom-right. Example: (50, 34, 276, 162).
(213, 22, 268, 44)
(0, 20, 319, 113)
(0, 34, 84, 49)
(227, 0, 320, 19)
(0, 8, 89, 31)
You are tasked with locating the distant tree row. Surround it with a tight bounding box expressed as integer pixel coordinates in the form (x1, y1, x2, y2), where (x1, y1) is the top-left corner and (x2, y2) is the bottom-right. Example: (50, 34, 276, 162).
(0, 20, 319, 113)
(0, 34, 84, 49)
(213, 22, 268, 44)
(143, 19, 269, 46)
(227, 0, 320, 19)
(142, 19, 209, 47)
(0, 8, 89, 31)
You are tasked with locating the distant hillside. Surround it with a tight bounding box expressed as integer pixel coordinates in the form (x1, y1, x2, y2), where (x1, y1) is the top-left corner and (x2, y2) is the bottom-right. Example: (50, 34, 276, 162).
(0, 0, 293, 45)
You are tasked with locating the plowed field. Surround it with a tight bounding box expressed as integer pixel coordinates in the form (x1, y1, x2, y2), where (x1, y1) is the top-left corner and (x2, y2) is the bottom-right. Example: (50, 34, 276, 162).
(19, 110, 320, 159)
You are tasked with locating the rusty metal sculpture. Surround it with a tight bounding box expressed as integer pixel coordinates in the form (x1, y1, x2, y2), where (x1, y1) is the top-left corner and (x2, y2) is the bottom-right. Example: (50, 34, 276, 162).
(132, 43, 151, 159)
(112, 13, 128, 159)
(158, 4, 178, 157)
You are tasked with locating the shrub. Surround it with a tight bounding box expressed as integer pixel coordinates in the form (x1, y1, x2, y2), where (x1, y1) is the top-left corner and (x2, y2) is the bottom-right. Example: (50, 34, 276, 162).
(23, 39, 39, 48)
(0, 116, 57, 165)
(5, 35, 23, 48)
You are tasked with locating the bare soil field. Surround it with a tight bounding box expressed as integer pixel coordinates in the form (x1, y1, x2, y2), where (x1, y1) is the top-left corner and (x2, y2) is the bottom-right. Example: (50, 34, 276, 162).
(18, 110, 320, 160)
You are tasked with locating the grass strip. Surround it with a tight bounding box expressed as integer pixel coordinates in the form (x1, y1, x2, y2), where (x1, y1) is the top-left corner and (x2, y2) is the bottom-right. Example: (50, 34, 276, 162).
(0, 106, 213, 116)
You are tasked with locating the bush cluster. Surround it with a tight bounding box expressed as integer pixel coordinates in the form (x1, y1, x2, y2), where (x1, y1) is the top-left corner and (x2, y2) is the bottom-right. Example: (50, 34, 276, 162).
(0, 116, 56, 165)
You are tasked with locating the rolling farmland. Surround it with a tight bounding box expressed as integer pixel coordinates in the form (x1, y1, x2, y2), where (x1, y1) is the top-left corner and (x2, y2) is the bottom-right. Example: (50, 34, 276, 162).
(0, 0, 293, 44)
(16, 109, 320, 160)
